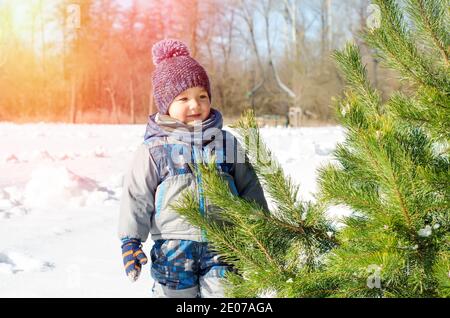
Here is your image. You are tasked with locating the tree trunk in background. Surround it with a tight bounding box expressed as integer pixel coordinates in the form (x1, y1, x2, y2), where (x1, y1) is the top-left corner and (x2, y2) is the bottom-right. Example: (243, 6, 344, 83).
(263, 0, 295, 116)
(70, 77, 77, 123)
(149, 89, 155, 115)
(238, 0, 267, 90)
(106, 86, 120, 124)
(39, 0, 46, 73)
(189, 0, 199, 59)
(320, 0, 332, 73)
(129, 79, 135, 124)
(356, 0, 379, 89)
(283, 0, 303, 125)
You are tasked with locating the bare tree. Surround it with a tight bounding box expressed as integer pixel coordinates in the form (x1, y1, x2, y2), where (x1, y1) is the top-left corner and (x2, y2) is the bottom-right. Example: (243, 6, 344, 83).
(244, 0, 296, 120)
(236, 0, 267, 98)
(263, 0, 295, 98)
(320, 0, 332, 71)
(0, 4, 13, 68)
(39, 0, 46, 73)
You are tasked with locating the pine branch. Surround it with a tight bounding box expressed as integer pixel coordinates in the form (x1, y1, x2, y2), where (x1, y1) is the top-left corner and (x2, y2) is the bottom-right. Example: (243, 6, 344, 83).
(405, 0, 450, 66)
(332, 44, 382, 116)
(364, 0, 450, 93)
(172, 192, 272, 272)
(230, 110, 337, 250)
(388, 90, 450, 140)
(231, 111, 299, 212)
(173, 161, 290, 273)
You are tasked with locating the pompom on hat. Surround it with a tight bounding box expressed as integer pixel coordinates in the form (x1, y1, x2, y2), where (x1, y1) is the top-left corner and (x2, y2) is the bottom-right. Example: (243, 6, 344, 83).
(151, 39, 211, 115)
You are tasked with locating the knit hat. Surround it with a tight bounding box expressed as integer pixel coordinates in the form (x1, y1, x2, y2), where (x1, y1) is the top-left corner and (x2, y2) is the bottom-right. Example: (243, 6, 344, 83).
(151, 39, 211, 115)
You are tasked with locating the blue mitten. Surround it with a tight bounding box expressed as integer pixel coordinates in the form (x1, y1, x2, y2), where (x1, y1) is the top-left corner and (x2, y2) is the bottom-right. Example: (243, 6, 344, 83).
(121, 238, 148, 282)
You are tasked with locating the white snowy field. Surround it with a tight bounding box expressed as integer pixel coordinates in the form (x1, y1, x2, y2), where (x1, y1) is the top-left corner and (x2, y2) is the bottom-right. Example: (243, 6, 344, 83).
(0, 122, 349, 297)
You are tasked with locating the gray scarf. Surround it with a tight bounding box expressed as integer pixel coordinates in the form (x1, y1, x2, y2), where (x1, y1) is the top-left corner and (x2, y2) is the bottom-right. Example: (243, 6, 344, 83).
(144, 108, 224, 145)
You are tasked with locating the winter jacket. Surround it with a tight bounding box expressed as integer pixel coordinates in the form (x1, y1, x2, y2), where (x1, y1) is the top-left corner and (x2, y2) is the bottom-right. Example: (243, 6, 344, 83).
(118, 109, 268, 243)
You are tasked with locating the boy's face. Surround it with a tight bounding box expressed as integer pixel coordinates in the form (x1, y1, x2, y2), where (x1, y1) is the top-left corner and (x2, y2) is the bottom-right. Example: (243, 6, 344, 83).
(168, 86, 211, 124)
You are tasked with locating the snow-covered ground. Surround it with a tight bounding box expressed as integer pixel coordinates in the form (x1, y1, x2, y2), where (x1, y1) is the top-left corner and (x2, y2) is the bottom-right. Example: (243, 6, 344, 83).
(0, 122, 349, 297)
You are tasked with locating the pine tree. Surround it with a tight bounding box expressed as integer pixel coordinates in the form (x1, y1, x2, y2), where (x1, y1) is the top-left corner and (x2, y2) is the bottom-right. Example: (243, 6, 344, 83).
(174, 0, 449, 298)
(317, 0, 449, 297)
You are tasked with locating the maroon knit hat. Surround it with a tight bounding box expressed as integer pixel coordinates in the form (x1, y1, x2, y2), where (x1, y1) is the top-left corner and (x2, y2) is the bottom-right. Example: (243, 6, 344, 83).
(151, 39, 211, 115)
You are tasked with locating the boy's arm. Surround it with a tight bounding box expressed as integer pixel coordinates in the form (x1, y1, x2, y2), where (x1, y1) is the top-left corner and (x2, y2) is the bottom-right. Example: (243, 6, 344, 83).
(231, 137, 269, 212)
(118, 143, 158, 243)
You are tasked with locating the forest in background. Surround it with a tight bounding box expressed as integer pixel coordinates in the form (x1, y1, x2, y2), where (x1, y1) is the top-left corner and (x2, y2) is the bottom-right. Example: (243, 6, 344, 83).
(0, 0, 405, 125)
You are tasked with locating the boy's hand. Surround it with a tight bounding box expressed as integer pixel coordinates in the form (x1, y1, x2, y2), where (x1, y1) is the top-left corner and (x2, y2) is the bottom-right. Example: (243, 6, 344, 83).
(121, 238, 148, 282)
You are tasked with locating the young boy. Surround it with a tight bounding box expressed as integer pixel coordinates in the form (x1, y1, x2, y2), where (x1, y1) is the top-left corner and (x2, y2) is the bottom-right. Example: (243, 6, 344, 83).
(118, 39, 268, 298)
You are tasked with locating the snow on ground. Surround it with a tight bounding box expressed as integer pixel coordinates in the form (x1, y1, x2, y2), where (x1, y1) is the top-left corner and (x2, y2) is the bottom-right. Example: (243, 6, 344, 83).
(0, 122, 350, 297)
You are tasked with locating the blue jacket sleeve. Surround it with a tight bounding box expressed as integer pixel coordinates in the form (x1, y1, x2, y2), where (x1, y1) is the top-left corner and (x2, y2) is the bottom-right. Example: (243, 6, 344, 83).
(229, 135, 269, 212)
